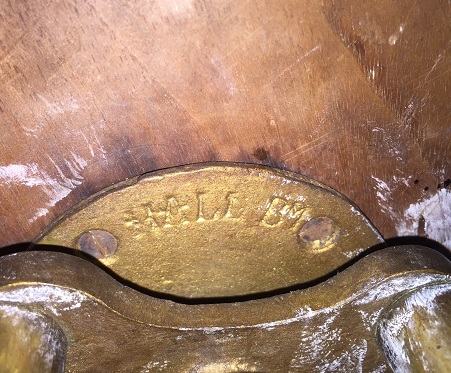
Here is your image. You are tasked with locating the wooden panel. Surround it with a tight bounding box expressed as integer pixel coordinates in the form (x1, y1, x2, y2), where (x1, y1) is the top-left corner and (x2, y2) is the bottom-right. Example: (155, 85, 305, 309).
(0, 0, 450, 248)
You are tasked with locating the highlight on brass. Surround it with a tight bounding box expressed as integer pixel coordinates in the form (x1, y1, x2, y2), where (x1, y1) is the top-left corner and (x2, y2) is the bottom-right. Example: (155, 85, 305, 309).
(37, 163, 383, 298)
(0, 164, 449, 372)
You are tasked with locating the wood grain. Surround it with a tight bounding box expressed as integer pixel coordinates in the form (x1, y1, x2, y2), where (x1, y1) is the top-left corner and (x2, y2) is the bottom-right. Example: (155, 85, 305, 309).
(0, 0, 450, 248)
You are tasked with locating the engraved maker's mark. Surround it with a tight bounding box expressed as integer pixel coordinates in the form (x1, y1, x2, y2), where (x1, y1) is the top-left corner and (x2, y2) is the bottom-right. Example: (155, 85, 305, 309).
(144, 196, 190, 228)
(196, 191, 242, 222)
(261, 196, 311, 228)
(261, 196, 343, 252)
(125, 191, 242, 230)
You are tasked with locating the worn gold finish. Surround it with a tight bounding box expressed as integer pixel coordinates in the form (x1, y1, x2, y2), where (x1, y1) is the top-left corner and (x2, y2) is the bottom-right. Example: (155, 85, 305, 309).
(378, 283, 451, 372)
(0, 246, 450, 372)
(0, 305, 66, 373)
(11, 165, 448, 371)
(37, 163, 383, 298)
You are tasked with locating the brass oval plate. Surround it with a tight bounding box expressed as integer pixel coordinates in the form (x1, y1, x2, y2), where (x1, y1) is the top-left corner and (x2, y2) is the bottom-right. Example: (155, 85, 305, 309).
(37, 163, 383, 298)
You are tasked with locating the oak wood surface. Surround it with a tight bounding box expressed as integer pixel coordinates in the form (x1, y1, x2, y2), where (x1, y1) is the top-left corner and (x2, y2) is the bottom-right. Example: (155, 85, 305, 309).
(0, 0, 450, 248)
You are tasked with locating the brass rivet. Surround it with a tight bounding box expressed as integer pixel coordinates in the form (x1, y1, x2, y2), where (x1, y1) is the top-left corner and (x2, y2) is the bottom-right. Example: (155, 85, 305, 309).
(298, 217, 340, 252)
(39, 164, 382, 296)
(77, 230, 118, 259)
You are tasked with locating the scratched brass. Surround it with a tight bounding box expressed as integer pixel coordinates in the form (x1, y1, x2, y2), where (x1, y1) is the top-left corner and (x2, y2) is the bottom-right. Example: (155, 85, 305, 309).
(0, 305, 66, 373)
(37, 164, 383, 298)
(0, 247, 450, 372)
(378, 283, 451, 372)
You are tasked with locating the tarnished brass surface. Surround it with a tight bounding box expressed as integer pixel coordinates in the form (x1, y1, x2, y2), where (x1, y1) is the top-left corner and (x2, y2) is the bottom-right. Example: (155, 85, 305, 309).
(0, 305, 66, 373)
(378, 284, 451, 372)
(37, 163, 383, 298)
(0, 246, 450, 372)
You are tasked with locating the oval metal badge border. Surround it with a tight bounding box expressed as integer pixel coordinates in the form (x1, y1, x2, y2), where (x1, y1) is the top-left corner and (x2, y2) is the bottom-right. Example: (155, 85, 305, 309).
(36, 163, 384, 298)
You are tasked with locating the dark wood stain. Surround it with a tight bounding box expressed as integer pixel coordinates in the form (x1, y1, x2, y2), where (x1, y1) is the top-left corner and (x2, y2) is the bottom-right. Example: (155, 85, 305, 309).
(0, 0, 450, 247)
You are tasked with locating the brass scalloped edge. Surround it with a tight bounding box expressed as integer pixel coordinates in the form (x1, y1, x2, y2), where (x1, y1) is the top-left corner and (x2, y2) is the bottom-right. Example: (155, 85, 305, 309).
(35, 163, 385, 298)
(1, 246, 450, 329)
(1, 246, 450, 372)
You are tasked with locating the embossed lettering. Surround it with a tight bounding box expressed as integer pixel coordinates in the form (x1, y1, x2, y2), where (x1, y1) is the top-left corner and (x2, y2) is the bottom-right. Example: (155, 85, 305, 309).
(197, 191, 242, 222)
(261, 196, 310, 228)
(144, 196, 189, 228)
(224, 192, 242, 219)
(124, 191, 242, 230)
(124, 209, 144, 229)
(196, 193, 214, 223)
(261, 197, 291, 226)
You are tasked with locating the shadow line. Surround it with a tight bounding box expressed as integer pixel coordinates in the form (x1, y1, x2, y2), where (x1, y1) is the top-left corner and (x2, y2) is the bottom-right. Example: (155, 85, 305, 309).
(0, 237, 449, 305)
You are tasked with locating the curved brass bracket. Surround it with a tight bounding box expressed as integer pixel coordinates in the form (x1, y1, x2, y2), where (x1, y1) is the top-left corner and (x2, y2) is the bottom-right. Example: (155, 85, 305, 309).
(2, 164, 450, 372)
(0, 247, 450, 372)
(36, 163, 383, 298)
